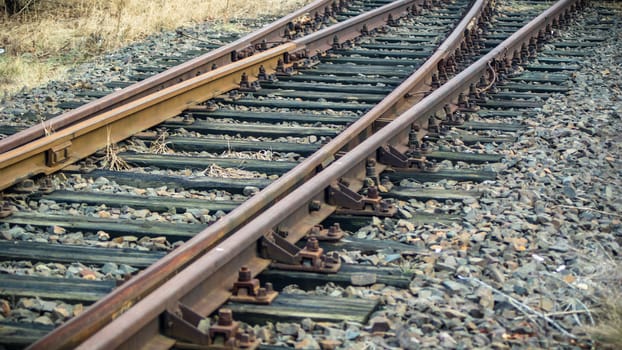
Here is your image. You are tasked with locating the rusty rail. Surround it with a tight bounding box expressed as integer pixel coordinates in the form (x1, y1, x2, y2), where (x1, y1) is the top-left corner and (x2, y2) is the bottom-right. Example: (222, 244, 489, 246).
(0, 44, 294, 191)
(70, 0, 584, 348)
(0, 0, 345, 155)
(26, 1, 429, 349)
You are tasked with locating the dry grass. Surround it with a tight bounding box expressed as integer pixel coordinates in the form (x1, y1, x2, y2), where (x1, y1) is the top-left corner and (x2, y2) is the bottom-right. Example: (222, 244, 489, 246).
(202, 163, 259, 179)
(0, 0, 309, 95)
(219, 148, 275, 160)
(101, 127, 129, 171)
(586, 259, 622, 349)
(589, 297, 622, 349)
(148, 131, 171, 154)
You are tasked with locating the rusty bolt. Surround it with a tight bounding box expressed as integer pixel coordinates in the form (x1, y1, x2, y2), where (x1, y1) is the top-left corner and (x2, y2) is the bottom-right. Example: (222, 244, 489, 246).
(310, 225, 321, 236)
(238, 332, 250, 343)
(431, 74, 440, 88)
(218, 309, 233, 326)
(238, 266, 251, 282)
(306, 237, 320, 252)
(328, 223, 341, 237)
(309, 200, 322, 211)
(428, 116, 437, 127)
(366, 163, 377, 179)
(361, 24, 369, 36)
(367, 185, 379, 199)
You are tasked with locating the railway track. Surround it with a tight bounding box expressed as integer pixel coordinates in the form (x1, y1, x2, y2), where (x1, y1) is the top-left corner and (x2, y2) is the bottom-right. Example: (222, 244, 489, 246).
(0, 0, 396, 152)
(1, 0, 618, 348)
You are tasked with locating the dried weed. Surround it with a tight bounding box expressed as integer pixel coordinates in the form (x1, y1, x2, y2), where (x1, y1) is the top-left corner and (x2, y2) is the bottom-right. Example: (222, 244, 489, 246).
(149, 132, 171, 154)
(0, 0, 311, 94)
(583, 257, 622, 349)
(589, 297, 622, 349)
(202, 163, 258, 179)
(102, 127, 129, 171)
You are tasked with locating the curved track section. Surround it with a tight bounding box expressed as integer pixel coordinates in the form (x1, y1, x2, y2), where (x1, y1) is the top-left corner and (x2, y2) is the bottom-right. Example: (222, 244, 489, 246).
(0, 0, 594, 348)
(70, 0, 585, 349)
(14, 1, 488, 349)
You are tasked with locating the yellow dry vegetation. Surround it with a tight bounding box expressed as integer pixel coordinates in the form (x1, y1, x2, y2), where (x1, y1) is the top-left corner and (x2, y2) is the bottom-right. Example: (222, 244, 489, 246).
(0, 0, 310, 95)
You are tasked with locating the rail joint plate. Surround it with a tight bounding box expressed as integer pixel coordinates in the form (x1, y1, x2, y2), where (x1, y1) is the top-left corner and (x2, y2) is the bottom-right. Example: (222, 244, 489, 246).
(46, 140, 72, 167)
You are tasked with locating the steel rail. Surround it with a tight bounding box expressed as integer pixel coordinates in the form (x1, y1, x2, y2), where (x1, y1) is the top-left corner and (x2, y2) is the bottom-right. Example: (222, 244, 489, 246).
(0, 0, 351, 155)
(26, 1, 428, 349)
(64, 1, 502, 349)
(75, 0, 583, 348)
(0, 44, 295, 191)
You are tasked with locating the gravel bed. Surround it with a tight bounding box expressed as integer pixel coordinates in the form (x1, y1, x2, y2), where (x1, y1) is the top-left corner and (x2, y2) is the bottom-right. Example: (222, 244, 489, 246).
(0, 296, 85, 327)
(123, 132, 322, 160)
(215, 104, 365, 116)
(237, 3, 622, 349)
(0, 18, 266, 131)
(121, 138, 301, 162)
(1, 171, 255, 248)
(0, 1, 619, 346)
(179, 117, 347, 133)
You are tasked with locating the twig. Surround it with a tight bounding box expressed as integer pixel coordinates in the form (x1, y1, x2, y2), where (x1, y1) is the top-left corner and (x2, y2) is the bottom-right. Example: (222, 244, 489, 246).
(573, 298, 595, 326)
(14, 0, 35, 16)
(540, 271, 599, 303)
(594, 240, 616, 263)
(176, 30, 221, 44)
(557, 205, 621, 217)
(149, 132, 170, 154)
(515, 309, 597, 319)
(458, 275, 578, 339)
(507, 297, 548, 336)
(477, 60, 498, 93)
(103, 127, 129, 171)
(565, 302, 583, 327)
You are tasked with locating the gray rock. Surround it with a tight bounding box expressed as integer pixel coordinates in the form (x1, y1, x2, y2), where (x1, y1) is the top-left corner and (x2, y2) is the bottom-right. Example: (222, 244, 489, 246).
(102, 262, 119, 275)
(275, 322, 300, 336)
(439, 332, 458, 348)
(34, 315, 54, 325)
(1, 229, 12, 240)
(442, 280, 469, 293)
(345, 327, 360, 340)
(398, 208, 413, 219)
(119, 264, 137, 275)
(300, 318, 315, 331)
(395, 326, 420, 348)
(8, 226, 26, 238)
(243, 186, 260, 196)
(133, 209, 150, 219)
